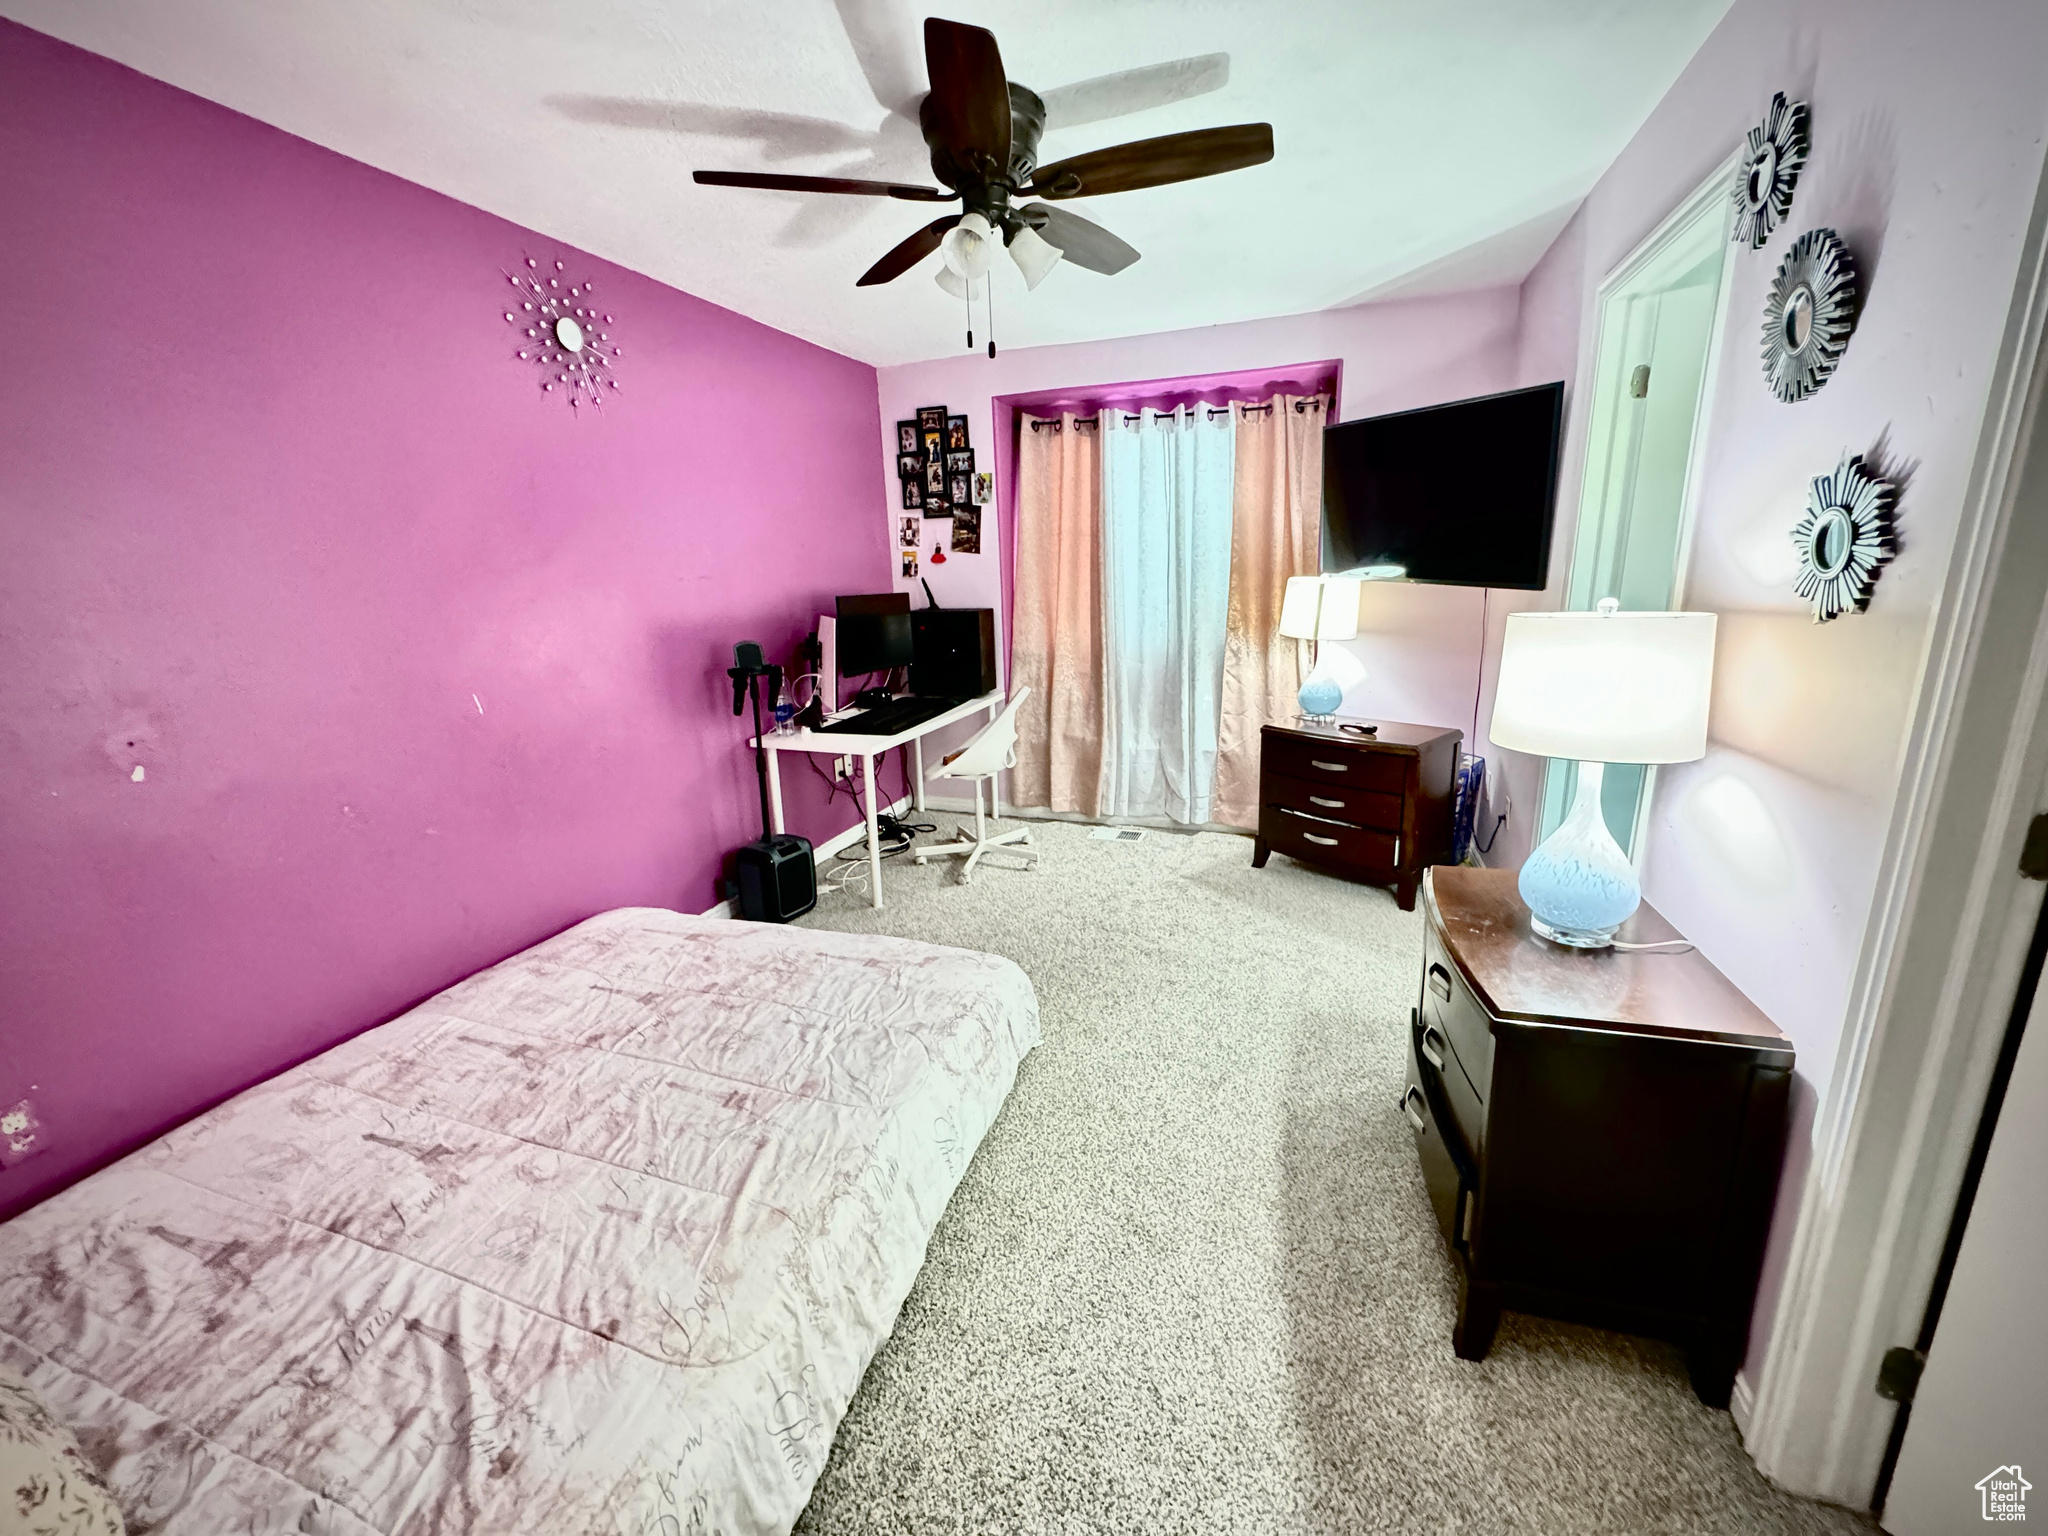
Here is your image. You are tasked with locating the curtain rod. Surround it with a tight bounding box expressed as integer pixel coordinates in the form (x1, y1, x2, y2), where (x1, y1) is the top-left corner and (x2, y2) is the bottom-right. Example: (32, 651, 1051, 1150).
(1026, 397, 1325, 431)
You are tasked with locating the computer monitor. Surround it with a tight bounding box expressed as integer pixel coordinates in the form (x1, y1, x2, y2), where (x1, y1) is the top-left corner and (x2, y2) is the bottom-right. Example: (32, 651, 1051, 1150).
(835, 593, 912, 676)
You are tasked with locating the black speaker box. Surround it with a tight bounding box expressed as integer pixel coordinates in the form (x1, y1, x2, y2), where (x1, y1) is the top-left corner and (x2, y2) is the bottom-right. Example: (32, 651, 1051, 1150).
(911, 608, 998, 700)
(735, 834, 816, 922)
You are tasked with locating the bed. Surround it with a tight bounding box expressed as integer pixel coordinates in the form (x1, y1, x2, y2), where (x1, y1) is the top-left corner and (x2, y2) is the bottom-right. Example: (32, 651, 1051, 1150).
(0, 908, 1039, 1535)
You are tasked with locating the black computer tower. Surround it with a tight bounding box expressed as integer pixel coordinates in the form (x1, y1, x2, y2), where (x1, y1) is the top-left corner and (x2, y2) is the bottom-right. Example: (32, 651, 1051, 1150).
(735, 833, 817, 922)
(911, 608, 998, 699)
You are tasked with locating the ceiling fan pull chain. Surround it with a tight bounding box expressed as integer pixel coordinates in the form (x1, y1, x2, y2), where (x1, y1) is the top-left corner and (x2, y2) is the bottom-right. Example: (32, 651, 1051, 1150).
(988, 282, 997, 359)
(965, 280, 974, 352)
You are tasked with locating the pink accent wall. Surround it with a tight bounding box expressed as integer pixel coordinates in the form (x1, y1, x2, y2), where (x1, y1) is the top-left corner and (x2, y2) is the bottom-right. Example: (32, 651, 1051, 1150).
(0, 19, 886, 1220)
(1512, 0, 2048, 1395)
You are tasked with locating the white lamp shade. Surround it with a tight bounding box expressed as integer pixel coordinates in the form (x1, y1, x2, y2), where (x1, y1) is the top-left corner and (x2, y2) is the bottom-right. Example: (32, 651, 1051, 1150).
(1278, 575, 1361, 640)
(1488, 608, 1717, 763)
(940, 212, 998, 280)
(1008, 223, 1062, 290)
(934, 265, 983, 300)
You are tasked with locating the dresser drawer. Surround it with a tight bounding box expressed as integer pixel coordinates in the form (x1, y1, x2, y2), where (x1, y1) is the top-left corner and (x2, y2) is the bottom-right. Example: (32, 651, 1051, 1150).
(1261, 732, 1408, 793)
(1405, 1022, 1476, 1255)
(1262, 806, 1399, 870)
(1422, 935, 1496, 1099)
(1264, 772, 1403, 832)
(1418, 1004, 1486, 1156)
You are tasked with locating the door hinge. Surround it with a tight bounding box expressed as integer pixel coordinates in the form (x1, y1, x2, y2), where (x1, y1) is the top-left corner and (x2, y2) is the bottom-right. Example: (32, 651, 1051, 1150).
(1876, 1345, 1926, 1403)
(2020, 813, 2048, 880)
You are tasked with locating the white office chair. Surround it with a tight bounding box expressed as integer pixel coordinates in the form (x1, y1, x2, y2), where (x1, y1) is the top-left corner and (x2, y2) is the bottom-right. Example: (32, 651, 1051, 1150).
(913, 688, 1040, 883)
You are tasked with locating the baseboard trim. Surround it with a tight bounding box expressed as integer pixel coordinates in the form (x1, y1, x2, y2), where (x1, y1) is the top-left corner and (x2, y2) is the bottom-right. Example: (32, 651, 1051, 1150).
(1731, 1369, 1756, 1435)
(704, 800, 915, 919)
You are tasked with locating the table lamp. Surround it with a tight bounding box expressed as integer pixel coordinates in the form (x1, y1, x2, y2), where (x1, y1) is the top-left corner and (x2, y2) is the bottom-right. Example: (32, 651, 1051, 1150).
(1487, 599, 1716, 948)
(1279, 574, 1362, 718)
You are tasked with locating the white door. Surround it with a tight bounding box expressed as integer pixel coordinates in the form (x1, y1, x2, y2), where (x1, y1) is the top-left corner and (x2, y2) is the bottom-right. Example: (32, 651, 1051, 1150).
(1882, 959, 2048, 1532)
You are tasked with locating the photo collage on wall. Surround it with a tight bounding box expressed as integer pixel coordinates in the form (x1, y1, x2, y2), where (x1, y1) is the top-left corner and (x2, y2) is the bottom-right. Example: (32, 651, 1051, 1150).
(897, 405, 990, 575)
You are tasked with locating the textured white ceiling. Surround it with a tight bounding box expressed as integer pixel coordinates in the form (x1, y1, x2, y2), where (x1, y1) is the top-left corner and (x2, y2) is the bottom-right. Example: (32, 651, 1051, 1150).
(3, 0, 1731, 365)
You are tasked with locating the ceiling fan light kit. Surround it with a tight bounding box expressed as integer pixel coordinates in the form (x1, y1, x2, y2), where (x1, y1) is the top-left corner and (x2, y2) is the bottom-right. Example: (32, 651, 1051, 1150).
(692, 16, 1273, 351)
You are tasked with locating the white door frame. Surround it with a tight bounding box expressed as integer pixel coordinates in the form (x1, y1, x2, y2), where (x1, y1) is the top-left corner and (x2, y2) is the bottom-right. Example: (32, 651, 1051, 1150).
(1540, 154, 1738, 854)
(1743, 142, 2048, 1506)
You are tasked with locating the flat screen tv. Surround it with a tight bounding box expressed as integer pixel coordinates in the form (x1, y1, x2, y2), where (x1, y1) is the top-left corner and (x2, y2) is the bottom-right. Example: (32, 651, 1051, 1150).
(1321, 381, 1564, 590)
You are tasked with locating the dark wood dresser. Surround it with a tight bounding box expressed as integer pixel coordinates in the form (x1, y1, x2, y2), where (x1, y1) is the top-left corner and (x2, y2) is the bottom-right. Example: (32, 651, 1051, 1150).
(1251, 719, 1459, 910)
(1407, 867, 1793, 1406)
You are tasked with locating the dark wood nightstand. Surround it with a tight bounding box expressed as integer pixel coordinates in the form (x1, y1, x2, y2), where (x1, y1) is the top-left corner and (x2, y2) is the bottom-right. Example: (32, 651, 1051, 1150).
(1251, 719, 1459, 910)
(1408, 866, 1794, 1406)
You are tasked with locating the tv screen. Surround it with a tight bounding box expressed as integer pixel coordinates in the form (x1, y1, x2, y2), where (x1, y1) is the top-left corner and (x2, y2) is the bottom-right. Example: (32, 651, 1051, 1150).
(1321, 382, 1563, 590)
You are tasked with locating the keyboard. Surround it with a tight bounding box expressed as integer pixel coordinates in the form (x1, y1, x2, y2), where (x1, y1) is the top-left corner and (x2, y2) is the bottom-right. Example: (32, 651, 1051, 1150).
(813, 696, 964, 736)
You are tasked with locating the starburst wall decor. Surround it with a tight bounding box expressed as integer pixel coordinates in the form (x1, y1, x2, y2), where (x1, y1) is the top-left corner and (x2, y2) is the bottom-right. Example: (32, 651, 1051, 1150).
(1792, 451, 1896, 623)
(504, 257, 620, 411)
(1761, 228, 1859, 403)
(1731, 91, 1809, 249)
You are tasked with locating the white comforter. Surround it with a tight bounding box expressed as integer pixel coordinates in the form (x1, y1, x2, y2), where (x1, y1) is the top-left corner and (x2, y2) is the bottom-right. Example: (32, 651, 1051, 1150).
(0, 909, 1039, 1535)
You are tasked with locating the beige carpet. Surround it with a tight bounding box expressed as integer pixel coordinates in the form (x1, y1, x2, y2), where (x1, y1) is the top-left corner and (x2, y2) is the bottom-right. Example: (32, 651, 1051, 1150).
(793, 818, 1873, 1536)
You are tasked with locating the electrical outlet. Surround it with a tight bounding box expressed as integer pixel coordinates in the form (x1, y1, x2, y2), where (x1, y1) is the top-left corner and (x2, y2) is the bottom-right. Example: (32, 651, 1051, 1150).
(0, 1097, 46, 1167)
(833, 756, 852, 780)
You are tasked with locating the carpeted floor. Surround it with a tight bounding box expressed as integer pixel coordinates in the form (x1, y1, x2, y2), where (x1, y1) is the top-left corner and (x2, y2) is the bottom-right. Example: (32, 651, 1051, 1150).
(793, 818, 1874, 1536)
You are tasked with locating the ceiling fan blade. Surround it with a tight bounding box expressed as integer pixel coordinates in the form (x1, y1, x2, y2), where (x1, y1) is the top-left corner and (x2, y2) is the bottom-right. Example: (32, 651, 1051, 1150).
(1030, 123, 1273, 199)
(1038, 54, 1230, 130)
(857, 216, 961, 286)
(1021, 204, 1139, 275)
(920, 18, 1011, 183)
(693, 170, 951, 201)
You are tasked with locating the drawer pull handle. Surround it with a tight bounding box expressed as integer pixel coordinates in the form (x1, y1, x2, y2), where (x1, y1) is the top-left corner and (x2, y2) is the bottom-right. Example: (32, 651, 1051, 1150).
(1310, 759, 1349, 773)
(1402, 1085, 1427, 1132)
(1309, 794, 1345, 808)
(1427, 962, 1452, 1002)
(1421, 1025, 1448, 1071)
(1303, 832, 1340, 846)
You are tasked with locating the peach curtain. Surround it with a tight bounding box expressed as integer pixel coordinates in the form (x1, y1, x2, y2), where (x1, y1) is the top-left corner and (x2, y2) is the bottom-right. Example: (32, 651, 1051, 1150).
(1213, 394, 1329, 828)
(1010, 413, 1106, 815)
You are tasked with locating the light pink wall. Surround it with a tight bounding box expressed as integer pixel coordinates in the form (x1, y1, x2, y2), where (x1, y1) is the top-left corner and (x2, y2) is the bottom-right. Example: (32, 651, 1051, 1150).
(1513, 0, 2048, 1387)
(873, 289, 1539, 801)
(0, 20, 886, 1220)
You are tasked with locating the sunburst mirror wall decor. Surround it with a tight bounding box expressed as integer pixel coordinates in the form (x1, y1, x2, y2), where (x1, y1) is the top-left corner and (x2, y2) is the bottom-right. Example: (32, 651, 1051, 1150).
(1762, 228, 1859, 402)
(504, 257, 620, 410)
(1792, 451, 1896, 622)
(1731, 91, 1809, 249)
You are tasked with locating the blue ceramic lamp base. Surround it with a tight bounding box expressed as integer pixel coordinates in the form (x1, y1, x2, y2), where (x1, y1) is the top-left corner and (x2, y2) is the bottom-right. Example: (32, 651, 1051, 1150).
(1517, 760, 1641, 948)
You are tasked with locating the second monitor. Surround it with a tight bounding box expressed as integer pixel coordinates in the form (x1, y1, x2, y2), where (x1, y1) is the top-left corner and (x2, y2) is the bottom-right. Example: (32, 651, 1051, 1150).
(835, 592, 913, 680)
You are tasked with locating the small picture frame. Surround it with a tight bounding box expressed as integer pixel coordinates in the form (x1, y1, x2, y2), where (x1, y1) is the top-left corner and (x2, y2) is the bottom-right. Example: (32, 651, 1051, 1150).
(896, 420, 919, 456)
(946, 414, 970, 451)
(922, 428, 944, 464)
(951, 506, 982, 554)
(899, 515, 921, 548)
(945, 449, 974, 477)
(897, 453, 922, 481)
(902, 476, 923, 510)
(948, 474, 971, 507)
(901, 548, 918, 579)
(917, 405, 947, 435)
(926, 460, 946, 498)
(973, 471, 993, 505)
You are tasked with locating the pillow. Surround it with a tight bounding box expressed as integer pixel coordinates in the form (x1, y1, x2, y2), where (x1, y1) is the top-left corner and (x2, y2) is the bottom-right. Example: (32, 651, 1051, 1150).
(0, 1366, 124, 1536)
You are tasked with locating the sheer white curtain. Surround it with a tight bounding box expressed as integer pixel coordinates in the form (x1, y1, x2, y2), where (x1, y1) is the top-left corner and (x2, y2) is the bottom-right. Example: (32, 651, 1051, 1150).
(1099, 404, 1236, 823)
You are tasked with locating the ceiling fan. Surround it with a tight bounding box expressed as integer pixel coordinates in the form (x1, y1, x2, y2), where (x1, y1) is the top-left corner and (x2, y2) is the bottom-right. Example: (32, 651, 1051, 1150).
(692, 17, 1273, 307)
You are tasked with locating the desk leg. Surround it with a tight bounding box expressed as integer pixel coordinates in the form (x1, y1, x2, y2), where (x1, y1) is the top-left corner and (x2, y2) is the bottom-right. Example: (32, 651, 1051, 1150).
(912, 736, 925, 814)
(863, 753, 883, 910)
(765, 747, 785, 835)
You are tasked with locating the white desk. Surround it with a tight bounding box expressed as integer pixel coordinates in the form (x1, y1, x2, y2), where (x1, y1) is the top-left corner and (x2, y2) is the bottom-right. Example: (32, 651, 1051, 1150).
(753, 690, 1004, 910)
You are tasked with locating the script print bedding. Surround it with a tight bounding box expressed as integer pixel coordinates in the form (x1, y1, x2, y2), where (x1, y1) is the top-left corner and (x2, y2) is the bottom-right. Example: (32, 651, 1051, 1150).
(0, 908, 1040, 1535)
